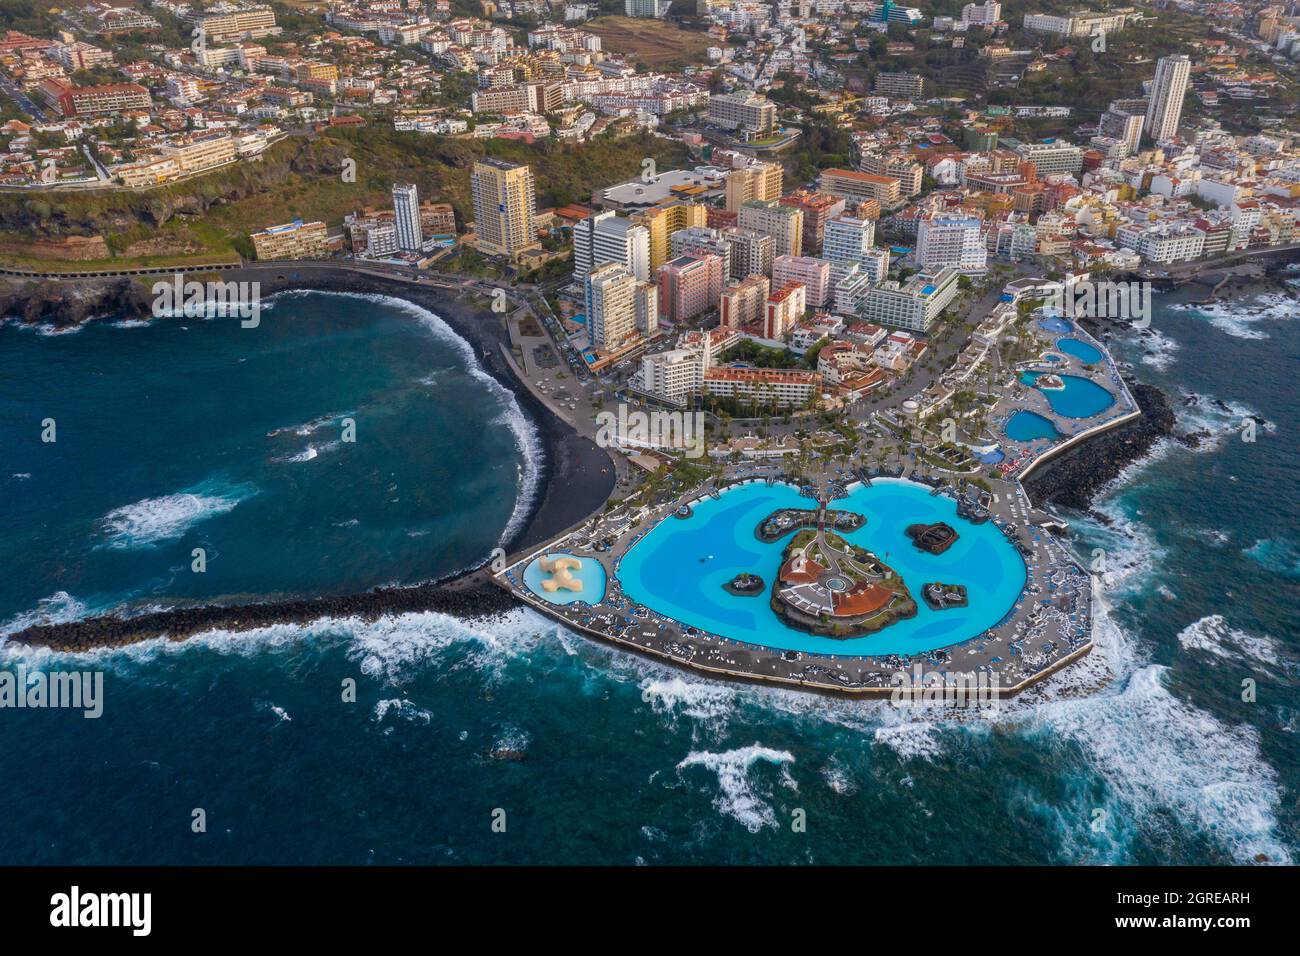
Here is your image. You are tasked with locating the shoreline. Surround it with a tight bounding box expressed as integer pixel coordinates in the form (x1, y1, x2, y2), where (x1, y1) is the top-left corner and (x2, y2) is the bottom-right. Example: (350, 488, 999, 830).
(2, 265, 1243, 673)
(5, 267, 615, 654)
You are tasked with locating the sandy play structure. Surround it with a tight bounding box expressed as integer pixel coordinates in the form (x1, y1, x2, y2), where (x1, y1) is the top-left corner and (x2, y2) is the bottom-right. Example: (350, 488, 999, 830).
(538, 555, 584, 593)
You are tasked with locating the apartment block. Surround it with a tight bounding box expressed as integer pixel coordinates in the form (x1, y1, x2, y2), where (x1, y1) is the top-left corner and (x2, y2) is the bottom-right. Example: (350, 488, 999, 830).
(738, 200, 803, 258)
(251, 219, 330, 260)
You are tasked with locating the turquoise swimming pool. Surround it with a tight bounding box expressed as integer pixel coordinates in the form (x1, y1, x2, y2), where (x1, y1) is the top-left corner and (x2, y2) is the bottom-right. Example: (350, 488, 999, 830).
(1006, 410, 1063, 442)
(1020, 371, 1115, 419)
(1056, 337, 1104, 365)
(524, 553, 607, 605)
(616, 479, 1027, 657)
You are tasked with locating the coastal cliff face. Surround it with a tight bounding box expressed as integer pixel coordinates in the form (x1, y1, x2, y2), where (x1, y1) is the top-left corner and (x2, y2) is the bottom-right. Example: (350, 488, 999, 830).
(1021, 381, 1176, 512)
(0, 278, 153, 329)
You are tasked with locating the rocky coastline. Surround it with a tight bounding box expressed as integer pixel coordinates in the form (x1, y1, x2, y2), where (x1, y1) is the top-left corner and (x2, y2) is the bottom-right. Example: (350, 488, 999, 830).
(1021, 379, 1175, 512)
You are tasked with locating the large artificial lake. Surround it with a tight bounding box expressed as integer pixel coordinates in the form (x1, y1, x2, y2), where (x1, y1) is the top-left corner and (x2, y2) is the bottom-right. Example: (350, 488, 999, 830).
(616, 479, 1028, 657)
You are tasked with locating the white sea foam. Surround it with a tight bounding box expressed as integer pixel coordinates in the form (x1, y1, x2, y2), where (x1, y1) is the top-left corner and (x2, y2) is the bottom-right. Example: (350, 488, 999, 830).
(676, 745, 795, 832)
(373, 698, 433, 724)
(98, 482, 254, 549)
(279, 440, 341, 464)
(821, 759, 857, 796)
(1176, 391, 1274, 450)
(872, 722, 943, 761)
(0, 591, 91, 639)
(1032, 665, 1291, 864)
(1171, 290, 1298, 340)
(1177, 615, 1280, 667)
(1244, 537, 1300, 579)
(640, 677, 737, 725)
(255, 700, 292, 724)
(1133, 326, 1180, 371)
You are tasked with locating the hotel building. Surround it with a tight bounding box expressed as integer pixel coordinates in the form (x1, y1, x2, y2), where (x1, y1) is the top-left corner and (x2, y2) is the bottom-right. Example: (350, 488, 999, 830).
(586, 263, 639, 352)
(818, 169, 902, 209)
(40, 79, 150, 117)
(720, 274, 770, 328)
(860, 268, 960, 332)
(724, 161, 783, 212)
(873, 72, 924, 98)
(722, 227, 775, 279)
(738, 200, 803, 258)
(471, 159, 539, 260)
(573, 211, 651, 280)
(823, 214, 877, 266)
(393, 183, 423, 252)
(656, 253, 725, 322)
(779, 190, 845, 254)
(914, 214, 988, 273)
(1145, 55, 1191, 144)
(701, 367, 820, 408)
(772, 256, 832, 309)
(764, 282, 807, 340)
(632, 202, 707, 271)
(706, 92, 777, 136)
(251, 219, 330, 260)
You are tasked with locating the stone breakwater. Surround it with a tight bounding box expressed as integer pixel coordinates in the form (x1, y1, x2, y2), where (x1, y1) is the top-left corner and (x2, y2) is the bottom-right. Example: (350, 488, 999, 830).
(1021, 381, 1175, 512)
(7, 569, 519, 653)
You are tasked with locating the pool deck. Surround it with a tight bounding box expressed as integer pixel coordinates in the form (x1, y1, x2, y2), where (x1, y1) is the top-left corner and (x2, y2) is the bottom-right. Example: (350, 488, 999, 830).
(491, 308, 1126, 699)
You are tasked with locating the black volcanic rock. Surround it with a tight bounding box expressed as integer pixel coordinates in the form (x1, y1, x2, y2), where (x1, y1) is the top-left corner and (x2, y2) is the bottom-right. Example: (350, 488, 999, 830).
(1021, 382, 1175, 511)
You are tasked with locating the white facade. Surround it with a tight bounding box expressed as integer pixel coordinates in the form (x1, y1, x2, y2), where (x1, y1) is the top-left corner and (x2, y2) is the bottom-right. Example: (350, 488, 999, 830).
(1145, 55, 1191, 144)
(915, 215, 987, 272)
(392, 183, 422, 251)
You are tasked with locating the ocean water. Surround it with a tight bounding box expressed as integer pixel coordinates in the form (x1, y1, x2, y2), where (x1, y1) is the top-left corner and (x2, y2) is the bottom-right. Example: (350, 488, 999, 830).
(0, 285, 1296, 865)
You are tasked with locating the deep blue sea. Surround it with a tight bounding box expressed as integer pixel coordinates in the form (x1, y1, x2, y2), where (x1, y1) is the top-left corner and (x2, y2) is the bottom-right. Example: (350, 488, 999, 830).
(1, 285, 1296, 865)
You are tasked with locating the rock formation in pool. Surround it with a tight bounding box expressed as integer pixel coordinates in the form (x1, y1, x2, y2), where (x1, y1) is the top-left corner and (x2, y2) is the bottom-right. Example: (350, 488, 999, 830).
(770, 529, 916, 638)
(755, 507, 864, 543)
(723, 573, 765, 596)
(906, 522, 958, 555)
(922, 582, 968, 611)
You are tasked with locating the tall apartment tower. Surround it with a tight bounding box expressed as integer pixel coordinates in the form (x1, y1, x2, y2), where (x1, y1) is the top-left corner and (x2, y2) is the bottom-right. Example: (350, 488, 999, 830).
(1144, 55, 1191, 145)
(724, 162, 783, 212)
(392, 183, 423, 252)
(573, 211, 650, 281)
(586, 263, 639, 353)
(470, 159, 538, 259)
(737, 199, 803, 258)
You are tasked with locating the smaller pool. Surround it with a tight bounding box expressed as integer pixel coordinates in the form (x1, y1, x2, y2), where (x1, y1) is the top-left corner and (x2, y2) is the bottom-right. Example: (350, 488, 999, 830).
(1044, 353, 1063, 363)
(1006, 410, 1063, 442)
(1057, 337, 1104, 364)
(524, 553, 607, 605)
(1037, 315, 1073, 334)
(1021, 371, 1115, 419)
(973, 447, 1006, 464)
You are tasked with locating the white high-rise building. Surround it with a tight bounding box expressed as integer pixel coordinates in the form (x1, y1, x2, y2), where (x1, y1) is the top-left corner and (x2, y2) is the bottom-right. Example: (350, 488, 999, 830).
(961, 1, 1001, 25)
(915, 215, 987, 273)
(573, 212, 651, 281)
(823, 215, 876, 266)
(1145, 55, 1191, 144)
(585, 263, 639, 352)
(392, 183, 422, 252)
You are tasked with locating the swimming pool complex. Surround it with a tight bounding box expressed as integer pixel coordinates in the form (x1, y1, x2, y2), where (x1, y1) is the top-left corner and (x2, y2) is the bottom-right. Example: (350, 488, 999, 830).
(1020, 371, 1115, 419)
(616, 479, 1027, 657)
